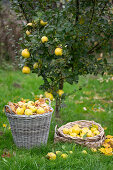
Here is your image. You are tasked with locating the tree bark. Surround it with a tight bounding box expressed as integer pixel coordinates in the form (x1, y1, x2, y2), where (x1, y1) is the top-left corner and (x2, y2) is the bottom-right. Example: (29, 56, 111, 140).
(55, 97, 60, 118)
(55, 78, 64, 117)
(76, 0, 80, 22)
(59, 78, 64, 90)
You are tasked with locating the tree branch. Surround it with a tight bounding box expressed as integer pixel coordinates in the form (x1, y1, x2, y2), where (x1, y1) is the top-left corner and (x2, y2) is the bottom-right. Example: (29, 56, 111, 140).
(18, 0, 29, 22)
(88, 33, 111, 54)
(90, 0, 95, 25)
(99, 1, 109, 17)
(76, 0, 80, 22)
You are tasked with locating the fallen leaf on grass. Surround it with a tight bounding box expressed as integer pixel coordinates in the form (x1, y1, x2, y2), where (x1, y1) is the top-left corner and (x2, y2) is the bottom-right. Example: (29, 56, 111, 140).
(97, 77, 104, 83)
(110, 77, 113, 81)
(103, 127, 107, 130)
(92, 107, 105, 112)
(0, 131, 4, 136)
(1, 151, 11, 158)
(8, 126, 11, 130)
(106, 79, 109, 83)
(13, 83, 21, 88)
(97, 57, 102, 61)
(93, 94, 105, 100)
(104, 72, 108, 75)
(98, 147, 112, 156)
(102, 143, 111, 148)
(75, 100, 83, 104)
(101, 100, 113, 104)
(3, 124, 7, 128)
(83, 91, 91, 95)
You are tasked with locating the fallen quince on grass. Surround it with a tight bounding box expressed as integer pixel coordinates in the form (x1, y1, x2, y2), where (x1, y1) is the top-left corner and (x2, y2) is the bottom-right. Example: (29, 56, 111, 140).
(91, 148, 97, 152)
(46, 152, 56, 160)
(82, 150, 87, 154)
(46, 150, 73, 160)
(61, 153, 68, 159)
(56, 151, 62, 155)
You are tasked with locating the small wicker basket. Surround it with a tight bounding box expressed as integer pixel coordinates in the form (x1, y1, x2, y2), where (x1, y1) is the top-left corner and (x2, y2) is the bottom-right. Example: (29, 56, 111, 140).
(54, 120, 105, 148)
(5, 98, 53, 149)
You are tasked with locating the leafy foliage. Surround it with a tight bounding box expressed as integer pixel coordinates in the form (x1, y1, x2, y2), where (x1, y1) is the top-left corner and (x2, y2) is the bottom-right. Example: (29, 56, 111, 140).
(10, 0, 113, 114)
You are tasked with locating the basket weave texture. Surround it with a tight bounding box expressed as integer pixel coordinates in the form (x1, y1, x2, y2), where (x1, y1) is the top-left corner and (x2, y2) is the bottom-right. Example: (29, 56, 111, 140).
(54, 120, 105, 148)
(5, 99, 53, 149)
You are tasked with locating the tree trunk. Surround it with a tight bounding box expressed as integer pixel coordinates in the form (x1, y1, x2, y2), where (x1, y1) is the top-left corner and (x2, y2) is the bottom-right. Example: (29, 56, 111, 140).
(55, 78, 64, 117)
(59, 78, 64, 90)
(55, 97, 60, 118)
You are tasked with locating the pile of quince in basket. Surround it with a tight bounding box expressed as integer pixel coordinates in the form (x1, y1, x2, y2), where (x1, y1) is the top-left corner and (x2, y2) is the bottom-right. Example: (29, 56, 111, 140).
(63, 124, 100, 138)
(7, 98, 52, 115)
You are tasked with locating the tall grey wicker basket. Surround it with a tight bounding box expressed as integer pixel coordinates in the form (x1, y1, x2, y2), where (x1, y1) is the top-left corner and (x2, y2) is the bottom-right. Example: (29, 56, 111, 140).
(5, 98, 53, 149)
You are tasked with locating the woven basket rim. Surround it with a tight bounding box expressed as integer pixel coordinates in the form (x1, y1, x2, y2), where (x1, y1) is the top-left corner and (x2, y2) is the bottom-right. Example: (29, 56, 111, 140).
(5, 106, 53, 118)
(57, 120, 104, 141)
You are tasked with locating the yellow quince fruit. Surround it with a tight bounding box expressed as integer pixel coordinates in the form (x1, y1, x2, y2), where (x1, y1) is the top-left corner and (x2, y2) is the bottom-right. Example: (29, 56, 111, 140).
(55, 47, 63, 56)
(93, 130, 100, 136)
(21, 49, 30, 58)
(22, 66, 30, 74)
(40, 20, 47, 26)
(56, 151, 62, 155)
(61, 153, 68, 159)
(33, 62, 38, 69)
(26, 30, 31, 35)
(57, 89, 64, 97)
(63, 128, 69, 134)
(70, 133, 77, 137)
(87, 130, 93, 137)
(25, 109, 33, 115)
(37, 107, 45, 114)
(44, 92, 54, 101)
(41, 36, 48, 43)
(27, 101, 34, 105)
(27, 23, 33, 26)
(29, 106, 37, 113)
(46, 152, 56, 160)
(16, 107, 24, 115)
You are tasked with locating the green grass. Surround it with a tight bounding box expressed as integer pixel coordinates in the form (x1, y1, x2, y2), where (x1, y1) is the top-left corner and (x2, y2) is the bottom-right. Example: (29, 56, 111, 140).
(0, 68, 113, 170)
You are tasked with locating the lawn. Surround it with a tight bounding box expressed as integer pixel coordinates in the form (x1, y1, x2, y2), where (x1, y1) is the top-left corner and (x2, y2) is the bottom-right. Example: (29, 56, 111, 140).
(0, 68, 113, 170)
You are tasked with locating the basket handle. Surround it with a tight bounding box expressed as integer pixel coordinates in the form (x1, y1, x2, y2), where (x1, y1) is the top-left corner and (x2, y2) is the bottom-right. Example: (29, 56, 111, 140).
(45, 98, 51, 106)
(4, 105, 14, 115)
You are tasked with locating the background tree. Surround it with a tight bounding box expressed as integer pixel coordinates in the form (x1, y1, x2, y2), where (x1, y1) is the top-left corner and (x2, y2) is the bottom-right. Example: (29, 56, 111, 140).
(10, 0, 113, 117)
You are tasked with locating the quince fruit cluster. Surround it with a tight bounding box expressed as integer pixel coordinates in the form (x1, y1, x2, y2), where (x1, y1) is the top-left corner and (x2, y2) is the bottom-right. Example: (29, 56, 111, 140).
(7, 98, 52, 116)
(46, 150, 73, 160)
(63, 124, 100, 138)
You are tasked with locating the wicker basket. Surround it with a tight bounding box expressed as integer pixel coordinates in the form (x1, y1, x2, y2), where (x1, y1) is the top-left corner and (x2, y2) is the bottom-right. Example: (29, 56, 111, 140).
(54, 120, 105, 148)
(5, 98, 53, 149)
